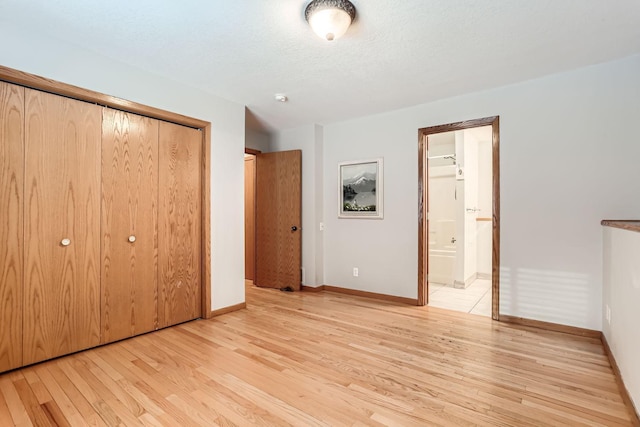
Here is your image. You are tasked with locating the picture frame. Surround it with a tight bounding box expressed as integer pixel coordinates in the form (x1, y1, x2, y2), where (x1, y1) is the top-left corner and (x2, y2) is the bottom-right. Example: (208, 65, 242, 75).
(338, 158, 383, 219)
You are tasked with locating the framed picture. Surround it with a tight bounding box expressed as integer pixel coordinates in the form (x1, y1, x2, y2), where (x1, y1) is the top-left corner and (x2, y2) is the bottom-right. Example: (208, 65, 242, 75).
(338, 158, 383, 219)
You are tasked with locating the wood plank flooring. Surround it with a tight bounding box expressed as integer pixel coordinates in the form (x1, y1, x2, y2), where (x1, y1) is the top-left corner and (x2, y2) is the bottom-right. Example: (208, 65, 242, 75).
(0, 283, 635, 426)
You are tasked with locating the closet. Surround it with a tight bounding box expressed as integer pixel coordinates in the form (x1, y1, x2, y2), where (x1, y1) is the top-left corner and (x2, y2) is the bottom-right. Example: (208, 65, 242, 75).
(158, 122, 202, 327)
(0, 75, 204, 372)
(0, 81, 24, 372)
(101, 109, 159, 344)
(24, 88, 102, 365)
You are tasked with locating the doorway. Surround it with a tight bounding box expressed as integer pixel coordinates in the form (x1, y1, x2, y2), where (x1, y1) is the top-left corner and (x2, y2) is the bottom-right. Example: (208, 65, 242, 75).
(418, 117, 500, 320)
(244, 148, 303, 292)
(244, 150, 258, 283)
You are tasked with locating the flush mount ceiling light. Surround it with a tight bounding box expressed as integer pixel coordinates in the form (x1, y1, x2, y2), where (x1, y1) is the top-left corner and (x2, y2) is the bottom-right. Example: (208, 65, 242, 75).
(305, 0, 356, 41)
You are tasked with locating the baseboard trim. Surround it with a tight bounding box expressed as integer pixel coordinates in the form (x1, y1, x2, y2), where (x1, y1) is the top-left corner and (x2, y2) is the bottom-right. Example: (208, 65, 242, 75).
(602, 334, 640, 425)
(499, 315, 601, 339)
(323, 285, 418, 306)
(209, 302, 246, 318)
(301, 285, 325, 292)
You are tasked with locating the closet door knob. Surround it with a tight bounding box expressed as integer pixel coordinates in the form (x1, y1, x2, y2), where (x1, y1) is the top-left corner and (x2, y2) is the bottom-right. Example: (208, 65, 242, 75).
(128, 235, 136, 243)
(60, 238, 71, 247)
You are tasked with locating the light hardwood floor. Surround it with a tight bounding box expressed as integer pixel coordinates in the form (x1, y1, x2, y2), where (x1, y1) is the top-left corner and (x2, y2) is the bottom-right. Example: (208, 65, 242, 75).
(0, 283, 636, 426)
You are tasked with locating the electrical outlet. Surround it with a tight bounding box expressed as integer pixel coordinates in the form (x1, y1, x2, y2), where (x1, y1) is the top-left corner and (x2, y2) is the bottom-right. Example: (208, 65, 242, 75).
(319, 222, 325, 231)
(606, 304, 611, 324)
(353, 267, 359, 277)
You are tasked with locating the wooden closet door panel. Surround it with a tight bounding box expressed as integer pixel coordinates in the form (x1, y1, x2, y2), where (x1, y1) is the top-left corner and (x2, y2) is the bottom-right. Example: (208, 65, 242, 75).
(0, 82, 24, 372)
(23, 89, 101, 365)
(102, 109, 159, 343)
(158, 122, 201, 327)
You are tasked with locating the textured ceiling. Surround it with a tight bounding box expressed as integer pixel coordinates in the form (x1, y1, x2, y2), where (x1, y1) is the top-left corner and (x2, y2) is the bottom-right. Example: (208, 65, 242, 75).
(2, 1, 640, 132)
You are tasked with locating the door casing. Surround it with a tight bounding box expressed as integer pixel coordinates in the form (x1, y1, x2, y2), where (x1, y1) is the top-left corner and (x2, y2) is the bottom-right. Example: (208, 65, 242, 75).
(244, 150, 258, 281)
(418, 116, 500, 320)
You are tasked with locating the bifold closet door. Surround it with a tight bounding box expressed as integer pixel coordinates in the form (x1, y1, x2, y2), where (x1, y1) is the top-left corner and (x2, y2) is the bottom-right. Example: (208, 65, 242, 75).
(23, 89, 101, 365)
(158, 121, 202, 327)
(0, 82, 24, 372)
(101, 109, 159, 343)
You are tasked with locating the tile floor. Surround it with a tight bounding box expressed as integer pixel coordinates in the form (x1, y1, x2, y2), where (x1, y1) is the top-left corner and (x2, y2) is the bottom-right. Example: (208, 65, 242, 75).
(428, 278, 492, 316)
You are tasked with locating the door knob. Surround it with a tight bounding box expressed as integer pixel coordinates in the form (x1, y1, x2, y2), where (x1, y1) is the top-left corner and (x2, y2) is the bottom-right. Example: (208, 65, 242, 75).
(291, 226, 298, 232)
(60, 238, 71, 247)
(128, 235, 136, 243)
(451, 237, 456, 244)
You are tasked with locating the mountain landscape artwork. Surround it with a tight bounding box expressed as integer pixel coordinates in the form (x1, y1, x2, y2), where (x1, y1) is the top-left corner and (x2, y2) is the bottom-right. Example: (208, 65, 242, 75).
(339, 159, 383, 219)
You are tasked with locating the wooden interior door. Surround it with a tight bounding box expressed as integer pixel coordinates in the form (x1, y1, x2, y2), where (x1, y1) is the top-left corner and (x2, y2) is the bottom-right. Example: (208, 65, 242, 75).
(244, 155, 256, 281)
(23, 89, 101, 365)
(255, 150, 302, 290)
(0, 82, 24, 372)
(158, 121, 202, 327)
(101, 109, 159, 343)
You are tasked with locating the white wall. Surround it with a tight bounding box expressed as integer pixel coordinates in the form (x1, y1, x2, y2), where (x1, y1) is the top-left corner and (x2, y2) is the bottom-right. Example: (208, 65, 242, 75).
(314, 125, 325, 286)
(603, 226, 640, 411)
(245, 128, 271, 153)
(454, 131, 466, 286)
(323, 54, 640, 329)
(0, 23, 247, 311)
(477, 140, 493, 277)
(477, 139, 493, 216)
(271, 125, 324, 287)
(462, 131, 479, 285)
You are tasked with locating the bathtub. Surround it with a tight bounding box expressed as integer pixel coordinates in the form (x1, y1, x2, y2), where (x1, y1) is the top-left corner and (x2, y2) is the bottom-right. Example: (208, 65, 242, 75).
(428, 248, 456, 286)
(428, 218, 457, 286)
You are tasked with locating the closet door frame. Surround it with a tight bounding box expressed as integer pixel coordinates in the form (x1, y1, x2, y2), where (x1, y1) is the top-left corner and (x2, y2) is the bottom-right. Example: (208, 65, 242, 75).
(0, 65, 213, 320)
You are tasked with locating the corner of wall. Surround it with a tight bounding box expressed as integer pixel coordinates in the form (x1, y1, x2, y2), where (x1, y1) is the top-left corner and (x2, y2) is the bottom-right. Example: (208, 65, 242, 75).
(314, 124, 325, 285)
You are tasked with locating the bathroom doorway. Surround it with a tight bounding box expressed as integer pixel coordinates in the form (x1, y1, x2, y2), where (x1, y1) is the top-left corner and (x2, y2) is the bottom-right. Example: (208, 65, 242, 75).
(417, 117, 500, 319)
(244, 150, 258, 283)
